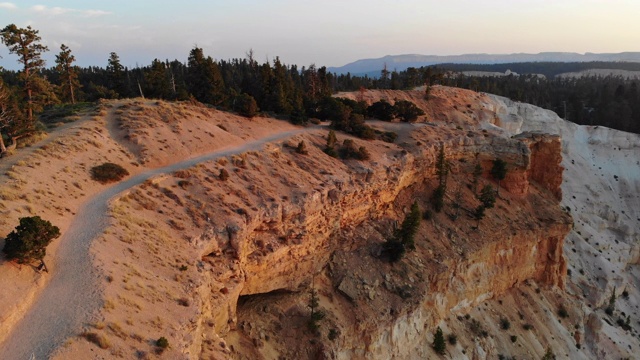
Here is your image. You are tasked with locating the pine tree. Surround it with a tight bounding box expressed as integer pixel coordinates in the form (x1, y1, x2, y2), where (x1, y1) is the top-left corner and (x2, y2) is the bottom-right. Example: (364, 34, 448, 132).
(187, 47, 226, 106)
(0, 79, 18, 155)
(432, 326, 446, 355)
(324, 129, 338, 157)
(395, 201, 421, 250)
(54, 44, 80, 104)
(145, 59, 171, 99)
(1, 24, 50, 122)
(106, 52, 125, 97)
(472, 161, 483, 194)
(432, 144, 448, 212)
(3, 216, 60, 264)
(307, 279, 325, 334)
(474, 205, 486, 228)
(478, 185, 496, 209)
(606, 287, 616, 315)
(491, 158, 508, 196)
(296, 140, 308, 155)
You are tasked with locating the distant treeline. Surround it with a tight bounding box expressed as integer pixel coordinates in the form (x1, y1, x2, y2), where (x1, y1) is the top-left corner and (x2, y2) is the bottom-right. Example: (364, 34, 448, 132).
(437, 61, 640, 78)
(1, 22, 639, 152)
(437, 71, 640, 134)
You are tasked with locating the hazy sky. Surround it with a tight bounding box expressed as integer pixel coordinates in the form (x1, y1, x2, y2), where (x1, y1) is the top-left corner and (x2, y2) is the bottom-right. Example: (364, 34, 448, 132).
(1, 0, 639, 70)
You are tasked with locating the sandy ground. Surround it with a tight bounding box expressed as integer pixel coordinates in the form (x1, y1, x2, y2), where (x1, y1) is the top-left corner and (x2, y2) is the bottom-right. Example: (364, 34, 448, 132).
(0, 99, 308, 359)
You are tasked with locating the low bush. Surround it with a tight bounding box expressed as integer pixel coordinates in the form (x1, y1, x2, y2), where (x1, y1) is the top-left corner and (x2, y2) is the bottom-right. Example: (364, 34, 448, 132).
(83, 332, 110, 349)
(558, 305, 569, 319)
(219, 168, 229, 181)
(91, 163, 129, 183)
(500, 317, 511, 330)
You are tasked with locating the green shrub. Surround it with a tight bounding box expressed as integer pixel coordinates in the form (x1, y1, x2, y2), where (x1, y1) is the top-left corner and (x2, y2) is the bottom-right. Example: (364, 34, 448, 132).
(328, 328, 338, 341)
(367, 100, 396, 121)
(155, 336, 169, 354)
(380, 131, 398, 143)
(382, 239, 405, 263)
(510, 335, 517, 343)
(558, 305, 569, 318)
(338, 139, 370, 160)
(432, 327, 446, 355)
(447, 333, 457, 345)
(233, 93, 258, 118)
(394, 100, 425, 122)
(91, 162, 129, 183)
(500, 317, 511, 330)
(156, 337, 169, 349)
(296, 140, 308, 155)
(3, 216, 60, 263)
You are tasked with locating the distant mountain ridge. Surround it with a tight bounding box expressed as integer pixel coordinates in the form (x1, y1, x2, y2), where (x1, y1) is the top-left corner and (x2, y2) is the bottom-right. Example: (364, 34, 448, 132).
(328, 52, 640, 75)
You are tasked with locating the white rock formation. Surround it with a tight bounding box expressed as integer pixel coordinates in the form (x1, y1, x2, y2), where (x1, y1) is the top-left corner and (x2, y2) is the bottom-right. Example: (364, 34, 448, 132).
(486, 94, 640, 357)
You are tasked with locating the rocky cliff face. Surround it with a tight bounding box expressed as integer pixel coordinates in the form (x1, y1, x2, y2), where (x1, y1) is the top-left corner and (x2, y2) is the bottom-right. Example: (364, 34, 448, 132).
(177, 124, 572, 359)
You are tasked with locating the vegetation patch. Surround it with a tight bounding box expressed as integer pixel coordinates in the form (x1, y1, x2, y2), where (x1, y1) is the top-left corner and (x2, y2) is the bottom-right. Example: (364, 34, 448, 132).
(91, 162, 129, 183)
(83, 332, 110, 349)
(2, 216, 60, 264)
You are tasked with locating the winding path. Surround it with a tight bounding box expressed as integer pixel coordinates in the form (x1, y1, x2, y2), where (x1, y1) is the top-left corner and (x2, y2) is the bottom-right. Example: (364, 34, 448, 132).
(0, 126, 315, 360)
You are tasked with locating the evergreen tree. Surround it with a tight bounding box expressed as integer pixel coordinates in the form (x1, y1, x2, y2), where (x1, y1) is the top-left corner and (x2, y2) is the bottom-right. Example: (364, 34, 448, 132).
(296, 140, 308, 155)
(54, 44, 80, 104)
(394, 100, 425, 122)
(144, 58, 171, 99)
(436, 144, 449, 185)
(474, 205, 486, 228)
(106, 52, 125, 97)
(478, 185, 496, 209)
(432, 326, 446, 355)
(1, 24, 50, 122)
(0, 78, 18, 155)
(324, 129, 338, 157)
(307, 278, 325, 334)
(606, 287, 616, 315)
(233, 93, 258, 118)
(395, 201, 421, 250)
(187, 47, 226, 106)
(432, 144, 448, 212)
(491, 158, 508, 196)
(3, 216, 60, 264)
(471, 161, 483, 194)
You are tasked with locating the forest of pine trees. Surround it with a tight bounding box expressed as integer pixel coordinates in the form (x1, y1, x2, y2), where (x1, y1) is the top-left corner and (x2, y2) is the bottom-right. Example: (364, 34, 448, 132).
(1, 23, 639, 156)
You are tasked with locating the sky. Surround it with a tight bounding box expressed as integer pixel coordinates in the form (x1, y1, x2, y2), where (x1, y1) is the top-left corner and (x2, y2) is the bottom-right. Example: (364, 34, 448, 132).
(1, 0, 639, 70)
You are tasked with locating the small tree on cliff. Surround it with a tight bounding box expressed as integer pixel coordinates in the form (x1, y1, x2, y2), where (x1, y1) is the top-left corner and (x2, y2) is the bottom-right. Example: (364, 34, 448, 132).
(383, 201, 421, 262)
(471, 161, 483, 195)
(432, 326, 446, 355)
(606, 287, 616, 315)
(395, 201, 421, 250)
(307, 278, 326, 334)
(431, 144, 448, 212)
(3, 216, 60, 264)
(324, 129, 338, 157)
(491, 158, 508, 196)
(478, 185, 496, 209)
(474, 205, 486, 228)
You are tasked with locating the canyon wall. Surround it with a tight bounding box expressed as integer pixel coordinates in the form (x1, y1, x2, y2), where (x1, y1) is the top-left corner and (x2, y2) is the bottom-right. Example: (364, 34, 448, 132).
(190, 128, 572, 359)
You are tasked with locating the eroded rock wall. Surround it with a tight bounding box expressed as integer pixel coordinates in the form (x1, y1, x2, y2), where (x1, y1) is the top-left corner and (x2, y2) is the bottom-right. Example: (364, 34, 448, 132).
(194, 130, 571, 359)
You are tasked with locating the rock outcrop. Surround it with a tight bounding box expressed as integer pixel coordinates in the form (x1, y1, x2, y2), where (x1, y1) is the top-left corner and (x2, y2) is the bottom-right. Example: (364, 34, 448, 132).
(183, 126, 572, 359)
